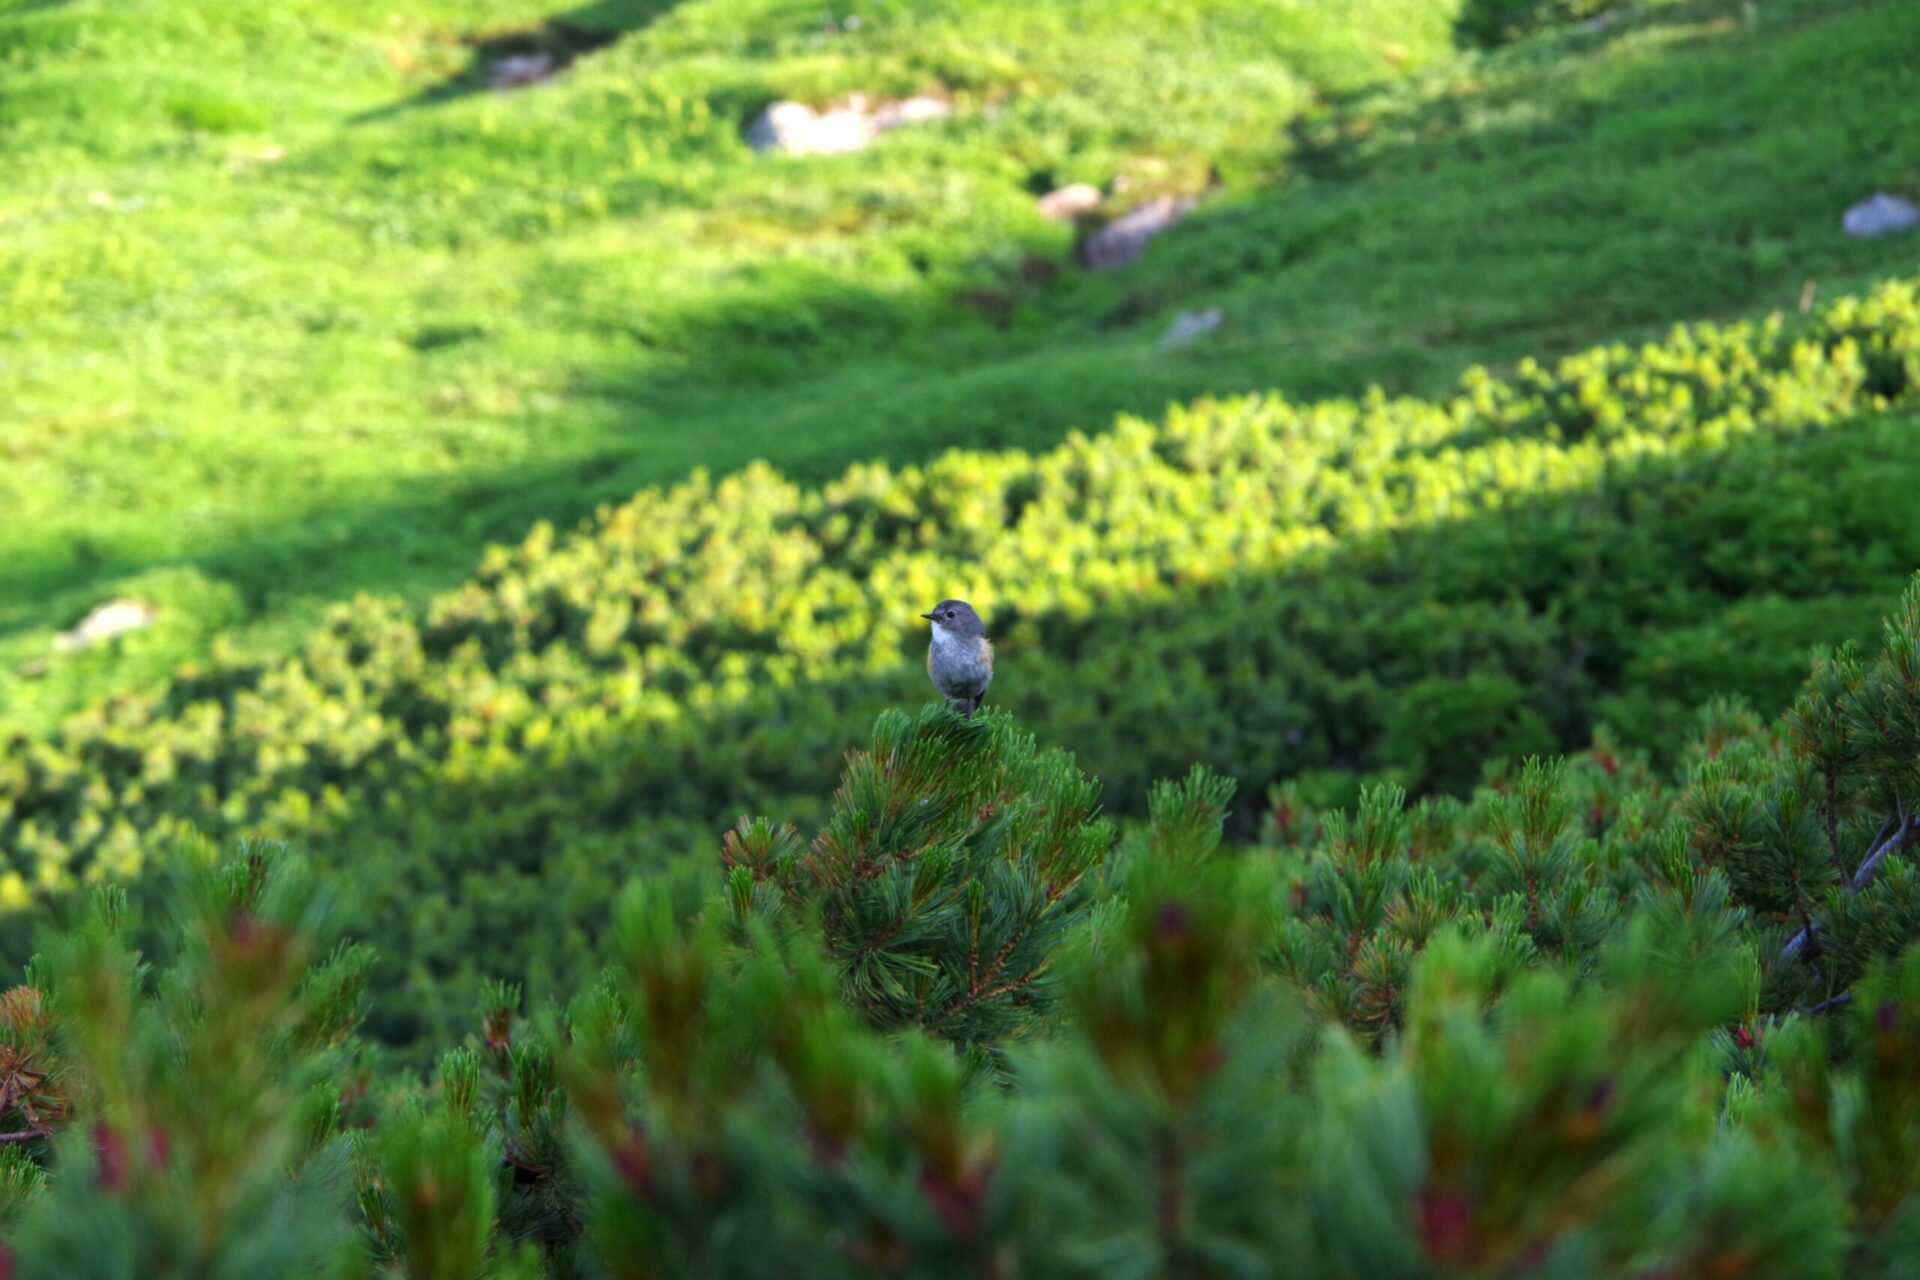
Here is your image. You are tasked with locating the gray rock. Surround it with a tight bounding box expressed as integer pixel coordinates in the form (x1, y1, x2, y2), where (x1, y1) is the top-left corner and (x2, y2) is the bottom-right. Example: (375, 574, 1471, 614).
(1036, 183, 1102, 222)
(1081, 196, 1196, 271)
(489, 53, 557, 91)
(1158, 307, 1224, 350)
(1843, 193, 1920, 238)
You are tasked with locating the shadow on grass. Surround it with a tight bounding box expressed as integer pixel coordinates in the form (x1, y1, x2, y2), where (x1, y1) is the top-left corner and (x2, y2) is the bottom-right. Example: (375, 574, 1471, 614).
(6, 0, 1916, 733)
(350, 0, 681, 124)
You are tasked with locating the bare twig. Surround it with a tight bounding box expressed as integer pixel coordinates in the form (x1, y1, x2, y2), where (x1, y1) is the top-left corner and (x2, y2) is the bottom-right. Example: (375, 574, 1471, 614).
(1759, 990, 1856, 1029)
(1781, 920, 1820, 963)
(1780, 810, 1920, 963)
(1850, 813, 1917, 892)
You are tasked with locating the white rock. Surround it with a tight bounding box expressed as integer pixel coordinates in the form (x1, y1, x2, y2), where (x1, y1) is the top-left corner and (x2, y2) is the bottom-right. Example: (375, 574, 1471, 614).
(53, 600, 158, 654)
(745, 101, 864, 154)
(874, 96, 951, 127)
(1159, 307, 1224, 349)
(1036, 183, 1102, 222)
(1081, 195, 1196, 271)
(745, 95, 950, 156)
(799, 106, 879, 155)
(1843, 193, 1920, 238)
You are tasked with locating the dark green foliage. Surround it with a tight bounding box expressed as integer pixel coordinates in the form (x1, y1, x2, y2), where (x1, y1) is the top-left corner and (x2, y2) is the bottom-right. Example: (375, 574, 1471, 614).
(1268, 570, 1920, 1052)
(12, 591, 1920, 1275)
(726, 707, 1110, 1049)
(441, 584, 1920, 1272)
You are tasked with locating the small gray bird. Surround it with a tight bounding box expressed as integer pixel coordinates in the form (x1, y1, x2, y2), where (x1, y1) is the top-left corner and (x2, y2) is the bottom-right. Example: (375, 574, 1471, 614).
(921, 599, 993, 717)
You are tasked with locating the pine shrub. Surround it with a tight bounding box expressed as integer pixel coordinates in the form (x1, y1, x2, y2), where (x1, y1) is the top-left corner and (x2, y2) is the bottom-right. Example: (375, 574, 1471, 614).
(9, 571, 1920, 1272)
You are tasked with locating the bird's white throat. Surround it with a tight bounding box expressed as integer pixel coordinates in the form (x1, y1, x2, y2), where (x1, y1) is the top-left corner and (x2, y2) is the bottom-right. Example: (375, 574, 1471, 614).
(929, 623, 967, 654)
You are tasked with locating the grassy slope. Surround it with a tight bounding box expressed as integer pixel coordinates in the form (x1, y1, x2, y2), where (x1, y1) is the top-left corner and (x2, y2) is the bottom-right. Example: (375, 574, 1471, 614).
(1, 0, 1915, 732)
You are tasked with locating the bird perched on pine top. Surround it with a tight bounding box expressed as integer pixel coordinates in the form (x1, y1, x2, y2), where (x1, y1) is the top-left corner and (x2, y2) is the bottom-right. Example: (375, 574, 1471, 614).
(921, 599, 993, 717)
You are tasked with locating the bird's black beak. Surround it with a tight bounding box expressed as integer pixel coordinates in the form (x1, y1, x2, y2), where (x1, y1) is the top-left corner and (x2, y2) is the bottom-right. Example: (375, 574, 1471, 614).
(920, 612, 937, 620)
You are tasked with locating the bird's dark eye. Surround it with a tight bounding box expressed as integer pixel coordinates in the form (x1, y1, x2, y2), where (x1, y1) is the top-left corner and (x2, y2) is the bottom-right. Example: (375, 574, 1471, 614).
(944, 609, 955, 619)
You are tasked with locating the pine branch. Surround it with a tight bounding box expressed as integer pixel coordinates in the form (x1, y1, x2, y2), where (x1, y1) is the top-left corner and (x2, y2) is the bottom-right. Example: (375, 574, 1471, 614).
(1760, 990, 1857, 1029)
(1848, 811, 1918, 892)
(1780, 811, 1920, 962)
(1781, 909, 1821, 965)
(928, 931, 1035, 1034)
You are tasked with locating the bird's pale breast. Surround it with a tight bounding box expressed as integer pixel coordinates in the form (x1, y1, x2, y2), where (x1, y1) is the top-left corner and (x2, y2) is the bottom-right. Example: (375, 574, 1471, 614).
(929, 628, 992, 696)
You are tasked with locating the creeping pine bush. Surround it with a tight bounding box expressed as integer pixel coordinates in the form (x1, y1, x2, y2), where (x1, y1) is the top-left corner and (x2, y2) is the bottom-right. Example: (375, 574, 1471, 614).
(3, 280, 1920, 1043)
(13, 585, 1920, 1276)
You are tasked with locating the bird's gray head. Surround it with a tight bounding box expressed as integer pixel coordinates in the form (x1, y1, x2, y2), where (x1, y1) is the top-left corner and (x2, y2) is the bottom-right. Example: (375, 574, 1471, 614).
(920, 599, 986, 638)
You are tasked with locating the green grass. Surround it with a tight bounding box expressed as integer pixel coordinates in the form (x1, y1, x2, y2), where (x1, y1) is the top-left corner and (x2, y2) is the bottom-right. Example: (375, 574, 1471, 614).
(1, 0, 1915, 732)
